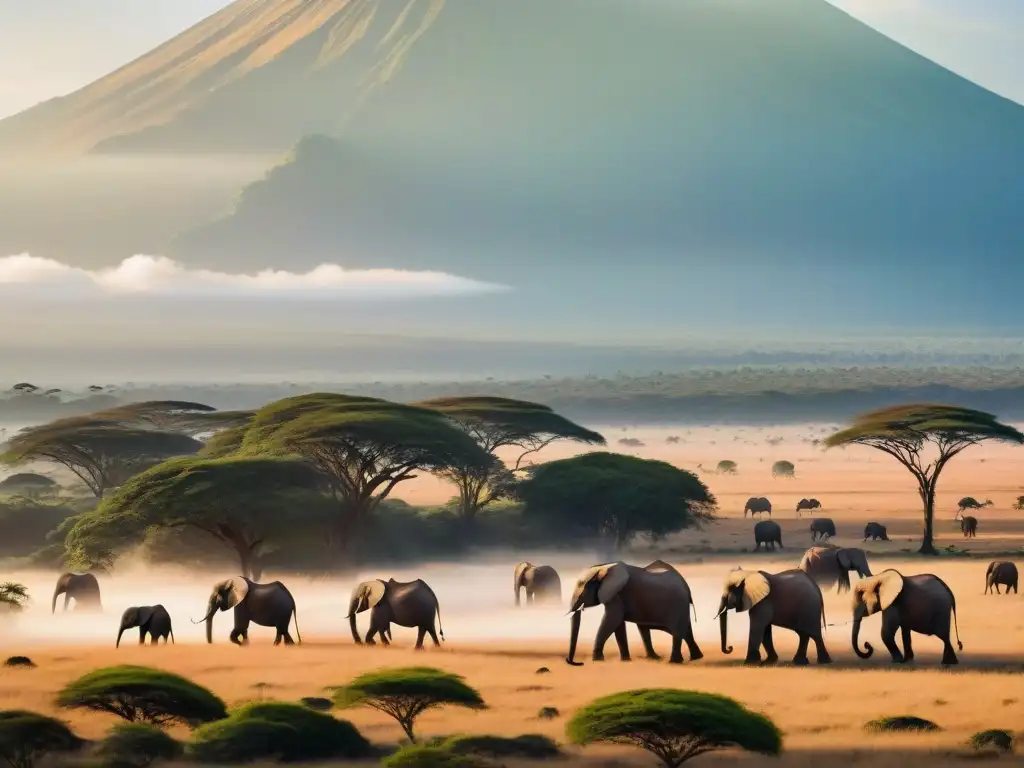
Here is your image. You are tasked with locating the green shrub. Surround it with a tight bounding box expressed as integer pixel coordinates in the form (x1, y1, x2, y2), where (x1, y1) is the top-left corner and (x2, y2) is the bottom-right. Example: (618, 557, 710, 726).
(187, 702, 371, 763)
(298, 696, 333, 711)
(333, 667, 485, 743)
(567, 689, 781, 767)
(771, 460, 795, 478)
(382, 744, 487, 768)
(969, 729, 1014, 754)
(439, 734, 560, 759)
(56, 665, 227, 727)
(95, 722, 182, 767)
(865, 716, 941, 733)
(0, 583, 29, 612)
(0, 709, 83, 768)
(537, 707, 560, 720)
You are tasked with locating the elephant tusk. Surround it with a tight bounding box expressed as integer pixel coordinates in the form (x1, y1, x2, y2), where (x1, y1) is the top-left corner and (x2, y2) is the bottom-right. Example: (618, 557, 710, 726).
(713, 608, 726, 621)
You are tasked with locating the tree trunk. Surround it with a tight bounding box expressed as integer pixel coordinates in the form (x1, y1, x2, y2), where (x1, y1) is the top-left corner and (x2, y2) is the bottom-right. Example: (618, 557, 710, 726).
(236, 546, 253, 579)
(918, 483, 938, 555)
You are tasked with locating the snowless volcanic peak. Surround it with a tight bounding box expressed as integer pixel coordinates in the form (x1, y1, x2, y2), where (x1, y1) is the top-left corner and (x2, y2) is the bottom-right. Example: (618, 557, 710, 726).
(0, 0, 446, 155)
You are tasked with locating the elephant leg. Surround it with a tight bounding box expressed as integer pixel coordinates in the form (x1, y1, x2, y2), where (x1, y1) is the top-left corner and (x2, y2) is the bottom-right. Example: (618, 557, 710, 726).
(150, 634, 159, 646)
(592, 603, 625, 662)
(995, 584, 1001, 594)
(613, 623, 631, 662)
(138, 629, 146, 645)
(364, 625, 378, 645)
(379, 623, 392, 646)
(281, 629, 295, 645)
(683, 625, 703, 662)
(761, 624, 779, 665)
(427, 626, 440, 647)
(938, 619, 958, 665)
(812, 632, 832, 664)
(792, 633, 810, 665)
(229, 628, 244, 645)
(743, 620, 763, 665)
(274, 630, 283, 646)
(880, 611, 904, 663)
(900, 624, 915, 663)
(638, 627, 661, 660)
(415, 627, 427, 650)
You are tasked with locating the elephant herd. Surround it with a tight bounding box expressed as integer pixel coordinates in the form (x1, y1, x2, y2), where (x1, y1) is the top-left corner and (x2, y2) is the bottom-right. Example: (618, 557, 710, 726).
(45, 553, 1018, 666)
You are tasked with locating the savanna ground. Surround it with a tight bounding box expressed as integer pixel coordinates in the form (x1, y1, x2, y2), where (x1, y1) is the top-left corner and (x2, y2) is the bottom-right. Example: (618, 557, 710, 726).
(2, 424, 1023, 766)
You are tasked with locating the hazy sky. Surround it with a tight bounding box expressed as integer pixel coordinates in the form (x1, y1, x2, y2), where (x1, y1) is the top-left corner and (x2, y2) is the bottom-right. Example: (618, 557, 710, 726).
(0, 0, 1021, 119)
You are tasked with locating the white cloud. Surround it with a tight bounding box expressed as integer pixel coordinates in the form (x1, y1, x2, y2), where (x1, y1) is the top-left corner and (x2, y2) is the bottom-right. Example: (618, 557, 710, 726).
(0, 254, 508, 299)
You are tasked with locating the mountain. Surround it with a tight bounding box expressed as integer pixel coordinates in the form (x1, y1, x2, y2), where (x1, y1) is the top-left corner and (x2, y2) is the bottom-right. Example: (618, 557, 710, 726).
(2, 0, 1024, 333)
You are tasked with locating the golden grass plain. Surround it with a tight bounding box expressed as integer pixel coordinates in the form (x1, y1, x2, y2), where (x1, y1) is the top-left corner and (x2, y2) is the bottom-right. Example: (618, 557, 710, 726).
(2, 423, 1023, 766)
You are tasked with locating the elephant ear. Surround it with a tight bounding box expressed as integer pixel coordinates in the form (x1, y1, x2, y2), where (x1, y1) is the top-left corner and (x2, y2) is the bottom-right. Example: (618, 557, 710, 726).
(836, 549, 853, 570)
(365, 579, 387, 608)
(224, 578, 249, 609)
(136, 606, 154, 625)
(596, 563, 630, 604)
(877, 570, 904, 611)
(514, 562, 532, 585)
(741, 571, 771, 611)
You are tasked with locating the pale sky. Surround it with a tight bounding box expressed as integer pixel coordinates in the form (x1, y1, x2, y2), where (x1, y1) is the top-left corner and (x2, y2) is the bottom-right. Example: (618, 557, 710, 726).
(0, 0, 1021, 119)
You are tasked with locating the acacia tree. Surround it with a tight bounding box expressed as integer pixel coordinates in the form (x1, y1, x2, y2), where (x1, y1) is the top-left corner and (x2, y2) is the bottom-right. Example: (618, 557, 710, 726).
(63, 456, 330, 578)
(92, 401, 253, 436)
(0, 417, 203, 498)
(202, 393, 492, 563)
(517, 452, 716, 555)
(417, 397, 605, 522)
(825, 404, 1024, 554)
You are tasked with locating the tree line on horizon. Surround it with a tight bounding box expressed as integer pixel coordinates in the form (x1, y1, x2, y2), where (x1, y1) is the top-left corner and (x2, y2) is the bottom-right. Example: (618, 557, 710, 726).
(0, 394, 1019, 572)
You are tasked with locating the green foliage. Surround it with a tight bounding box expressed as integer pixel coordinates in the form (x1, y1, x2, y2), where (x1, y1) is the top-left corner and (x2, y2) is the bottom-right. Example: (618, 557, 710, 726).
(63, 456, 330, 575)
(0, 416, 202, 497)
(436, 734, 560, 759)
(0, 474, 57, 498)
(418, 396, 604, 522)
(382, 744, 487, 768)
(771, 460, 795, 477)
(89, 401, 252, 437)
(333, 666, 485, 743)
(298, 696, 333, 711)
(95, 722, 183, 768)
(0, 500, 78, 559)
(187, 702, 371, 763)
(517, 452, 716, 550)
(56, 665, 227, 727)
(0, 583, 28, 612)
(826, 404, 1024, 554)
(715, 460, 737, 474)
(0, 710, 83, 768)
(864, 716, 941, 733)
(969, 729, 1014, 754)
(566, 689, 781, 767)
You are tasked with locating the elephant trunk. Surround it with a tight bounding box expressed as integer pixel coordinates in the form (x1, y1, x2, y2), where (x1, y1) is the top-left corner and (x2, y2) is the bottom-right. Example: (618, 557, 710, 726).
(852, 603, 873, 659)
(51, 587, 62, 614)
(116, 625, 126, 648)
(565, 610, 584, 666)
(719, 600, 733, 654)
(203, 597, 218, 644)
(349, 608, 362, 645)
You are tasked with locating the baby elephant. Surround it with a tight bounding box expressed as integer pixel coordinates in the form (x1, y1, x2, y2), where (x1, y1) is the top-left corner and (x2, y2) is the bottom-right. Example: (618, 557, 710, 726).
(960, 516, 978, 538)
(117, 605, 174, 647)
(985, 561, 1018, 594)
(863, 522, 889, 541)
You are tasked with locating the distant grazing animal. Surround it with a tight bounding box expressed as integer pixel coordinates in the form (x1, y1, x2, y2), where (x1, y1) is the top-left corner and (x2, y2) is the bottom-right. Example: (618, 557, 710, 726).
(809, 518, 836, 542)
(514, 562, 562, 606)
(863, 522, 889, 541)
(744, 497, 772, 518)
(1014, 496, 1024, 510)
(52, 572, 102, 613)
(851, 569, 962, 665)
(564, 560, 702, 666)
(347, 577, 443, 649)
(960, 516, 978, 538)
(117, 605, 174, 647)
(799, 546, 871, 593)
(754, 520, 783, 551)
(716, 568, 831, 665)
(985, 562, 1018, 594)
(956, 497, 992, 517)
(796, 498, 821, 516)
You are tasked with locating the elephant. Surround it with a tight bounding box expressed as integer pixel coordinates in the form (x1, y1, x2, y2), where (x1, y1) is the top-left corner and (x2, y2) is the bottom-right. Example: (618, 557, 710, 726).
(796, 498, 822, 516)
(117, 605, 174, 647)
(810, 518, 836, 542)
(754, 520, 783, 550)
(985, 561, 1018, 594)
(851, 569, 962, 665)
(197, 577, 301, 646)
(347, 578, 444, 649)
(960, 516, 978, 538)
(514, 562, 562, 606)
(52, 572, 102, 613)
(863, 522, 889, 541)
(565, 559, 702, 666)
(744, 497, 772, 518)
(716, 568, 831, 665)
(799, 546, 871, 593)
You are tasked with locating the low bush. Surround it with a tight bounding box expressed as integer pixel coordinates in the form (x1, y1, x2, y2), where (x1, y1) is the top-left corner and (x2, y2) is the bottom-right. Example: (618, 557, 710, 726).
(864, 716, 941, 733)
(187, 701, 371, 763)
(969, 729, 1014, 754)
(438, 734, 560, 759)
(299, 696, 333, 711)
(0, 709, 83, 768)
(56, 665, 227, 727)
(537, 707, 560, 720)
(95, 722, 182, 767)
(3, 657, 34, 668)
(382, 744, 487, 768)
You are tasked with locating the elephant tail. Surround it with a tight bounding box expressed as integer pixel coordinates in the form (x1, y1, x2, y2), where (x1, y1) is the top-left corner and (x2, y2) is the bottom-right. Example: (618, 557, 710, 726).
(170, 626, 176, 644)
(436, 605, 445, 642)
(690, 595, 696, 623)
(292, 605, 302, 644)
(951, 601, 963, 651)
